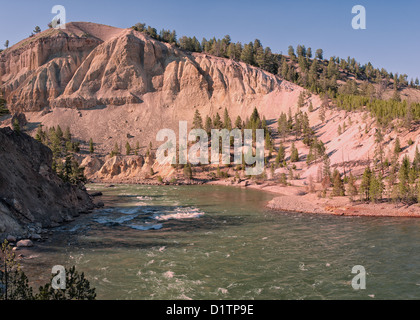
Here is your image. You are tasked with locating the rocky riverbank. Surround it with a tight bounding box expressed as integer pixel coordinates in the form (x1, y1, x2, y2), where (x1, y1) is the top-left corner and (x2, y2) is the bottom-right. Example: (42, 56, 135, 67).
(0, 127, 96, 240)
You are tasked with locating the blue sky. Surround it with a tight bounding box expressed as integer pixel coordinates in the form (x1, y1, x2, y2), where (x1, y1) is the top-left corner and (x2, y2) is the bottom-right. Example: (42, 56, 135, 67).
(1, 0, 419, 79)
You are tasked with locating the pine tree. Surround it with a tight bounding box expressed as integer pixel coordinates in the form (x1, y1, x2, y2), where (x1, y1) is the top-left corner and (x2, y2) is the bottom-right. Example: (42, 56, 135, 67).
(89, 138, 94, 154)
(64, 127, 71, 141)
(394, 137, 402, 155)
(413, 146, 420, 172)
(418, 180, 420, 203)
(315, 48, 323, 60)
(332, 169, 345, 196)
(398, 155, 410, 201)
(235, 115, 242, 129)
(213, 113, 223, 129)
(12, 118, 20, 133)
(297, 91, 305, 109)
(290, 143, 299, 162)
(111, 142, 120, 157)
(193, 109, 203, 129)
(360, 166, 372, 201)
(347, 172, 358, 200)
(183, 164, 193, 180)
(308, 101, 314, 112)
(56, 125, 63, 140)
(205, 116, 213, 134)
(319, 106, 326, 123)
(369, 171, 384, 203)
(277, 113, 289, 141)
(288, 45, 296, 60)
(279, 173, 287, 186)
(275, 143, 285, 167)
(322, 154, 331, 180)
(240, 43, 254, 65)
(223, 108, 232, 130)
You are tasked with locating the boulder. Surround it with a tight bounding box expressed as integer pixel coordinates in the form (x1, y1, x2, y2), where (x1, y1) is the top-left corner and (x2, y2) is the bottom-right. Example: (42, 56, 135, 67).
(16, 239, 33, 247)
(6, 235, 16, 242)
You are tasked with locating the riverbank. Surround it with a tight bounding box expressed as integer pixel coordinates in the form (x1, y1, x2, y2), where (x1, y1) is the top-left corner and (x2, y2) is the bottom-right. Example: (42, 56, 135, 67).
(206, 179, 420, 218)
(87, 177, 420, 218)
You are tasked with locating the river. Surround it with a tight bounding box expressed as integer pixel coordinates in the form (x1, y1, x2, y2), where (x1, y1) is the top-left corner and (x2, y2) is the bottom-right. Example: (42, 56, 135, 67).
(21, 184, 420, 299)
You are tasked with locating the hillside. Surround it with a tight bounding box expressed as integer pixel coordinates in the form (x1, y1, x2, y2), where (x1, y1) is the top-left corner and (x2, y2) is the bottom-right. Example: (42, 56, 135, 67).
(1, 21, 420, 214)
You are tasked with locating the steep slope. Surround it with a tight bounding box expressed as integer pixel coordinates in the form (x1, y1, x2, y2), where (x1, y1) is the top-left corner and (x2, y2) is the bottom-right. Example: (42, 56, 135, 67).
(1, 22, 309, 153)
(1, 22, 420, 186)
(0, 127, 94, 238)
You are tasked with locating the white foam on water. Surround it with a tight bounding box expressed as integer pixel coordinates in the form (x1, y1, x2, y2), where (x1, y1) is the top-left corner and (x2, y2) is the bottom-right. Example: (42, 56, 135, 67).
(94, 214, 138, 224)
(119, 207, 140, 215)
(129, 223, 163, 231)
(163, 271, 175, 279)
(152, 207, 204, 221)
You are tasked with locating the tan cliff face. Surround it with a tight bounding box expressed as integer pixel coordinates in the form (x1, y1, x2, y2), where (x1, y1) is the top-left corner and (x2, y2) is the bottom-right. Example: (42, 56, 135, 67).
(0, 22, 302, 117)
(3, 22, 419, 185)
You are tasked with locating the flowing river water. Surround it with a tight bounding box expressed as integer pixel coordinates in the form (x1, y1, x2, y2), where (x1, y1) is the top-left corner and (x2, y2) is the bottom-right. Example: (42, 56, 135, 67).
(21, 184, 420, 299)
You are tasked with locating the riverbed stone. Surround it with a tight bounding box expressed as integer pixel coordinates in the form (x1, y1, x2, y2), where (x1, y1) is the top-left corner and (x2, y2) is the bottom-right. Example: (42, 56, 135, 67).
(6, 235, 16, 242)
(30, 234, 41, 240)
(16, 239, 33, 247)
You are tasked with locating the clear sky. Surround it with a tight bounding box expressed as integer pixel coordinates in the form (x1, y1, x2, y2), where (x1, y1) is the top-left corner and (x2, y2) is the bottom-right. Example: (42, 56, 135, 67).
(1, 0, 419, 79)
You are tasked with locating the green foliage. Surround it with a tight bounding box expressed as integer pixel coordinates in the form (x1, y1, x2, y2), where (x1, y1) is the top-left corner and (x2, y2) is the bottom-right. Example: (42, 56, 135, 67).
(89, 138, 94, 154)
(110, 142, 120, 157)
(193, 109, 203, 129)
(36, 125, 86, 185)
(332, 169, 345, 196)
(360, 166, 372, 201)
(12, 118, 20, 133)
(0, 96, 9, 117)
(290, 143, 299, 162)
(347, 172, 358, 199)
(36, 266, 96, 300)
(275, 143, 285, 167)
(1, 240, 96, 300)
(369, 171, 384, 203)
(183, 164, 193, 180)
(335, 94, 420, 125)
(125, 141, 131, 155)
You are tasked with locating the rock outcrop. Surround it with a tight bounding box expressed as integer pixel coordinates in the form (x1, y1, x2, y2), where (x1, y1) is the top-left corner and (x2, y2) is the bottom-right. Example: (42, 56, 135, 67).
(0, 22, 301, 118)
(0, 127, 94, 238)
(0, 22, 308, 158)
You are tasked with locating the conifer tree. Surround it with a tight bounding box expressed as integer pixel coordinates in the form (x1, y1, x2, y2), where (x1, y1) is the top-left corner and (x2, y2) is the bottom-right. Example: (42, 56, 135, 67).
(347, 172, 358, 200)
(369, 171, 384, 203)
(275, 143, 285, 167)
(213, 113, 223, 129)
(89, 138, 94, 154)
(223, 108, 232, 130)
(193, 110, 203, 129)
(360, 166, 372, 201)
(398, 155, 411, 201)
(290, 143, 299, 162)
(235, 115, 242, 129)
(205, 116, 213, 134)
(332, 169, 345, 196)
(394, 137, 402, 155)
(126, 142, 131, 155)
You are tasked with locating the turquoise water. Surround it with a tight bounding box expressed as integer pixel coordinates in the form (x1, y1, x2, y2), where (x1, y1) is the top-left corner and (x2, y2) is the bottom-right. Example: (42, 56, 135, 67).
(24, 184, 420, 299)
